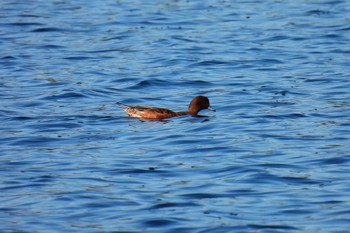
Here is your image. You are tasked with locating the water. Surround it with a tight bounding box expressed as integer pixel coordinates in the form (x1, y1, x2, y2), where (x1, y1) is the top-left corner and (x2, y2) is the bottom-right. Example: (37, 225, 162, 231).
(1, 0, 350, 232)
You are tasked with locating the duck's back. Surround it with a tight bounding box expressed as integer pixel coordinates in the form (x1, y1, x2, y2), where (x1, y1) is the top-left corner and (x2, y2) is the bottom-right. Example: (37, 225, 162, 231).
(124, 106, 178, 119)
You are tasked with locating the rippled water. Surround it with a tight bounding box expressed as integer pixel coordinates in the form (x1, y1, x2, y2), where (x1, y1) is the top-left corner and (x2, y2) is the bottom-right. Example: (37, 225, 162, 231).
(1, 0, 350, 232)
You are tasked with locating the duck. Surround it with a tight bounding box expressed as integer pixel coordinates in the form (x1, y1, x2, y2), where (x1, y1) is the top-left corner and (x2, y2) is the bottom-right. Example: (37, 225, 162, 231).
(117, 96, 215, 120)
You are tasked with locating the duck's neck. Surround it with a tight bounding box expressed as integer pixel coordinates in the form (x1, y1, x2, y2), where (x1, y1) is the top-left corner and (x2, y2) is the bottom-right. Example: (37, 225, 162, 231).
(175, 111, 189, 117)
(176, 110, 198, 117)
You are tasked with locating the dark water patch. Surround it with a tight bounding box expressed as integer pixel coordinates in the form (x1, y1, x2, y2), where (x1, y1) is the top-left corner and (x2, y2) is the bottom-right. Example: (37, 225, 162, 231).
(0, 109, 20, 118)
(67, 176, 114, 185)
(256, 133, 326, 142)
(180, 80, 213, 88)
(10, 136, 66, 147)
(113, 168, 172, 176)
(82, 201, 122, 209)
(37, 44, 66, 49)
(8, 114, 87, 124)
(0, 57, 19, 66)
(279, 176, 327, 186)
(260, 113, 307, 119)
(309, 156, 349, 166)
(31, 27, 66, 32)
(5, 22, 44, 27)
(41, 92, 87, 100)
(126, 79, 213, 90)
(102, 35, 131, 41)
(260, 58, 284, 64)
(228, 188, 258, 196)
(166, 227, 197, 233)
(247, 172, 327, 186)
(180, 193, 233, 199)
(306, 10, 330, 16)
(18, 14, 42, 18)
(5, 116, 62, 123)
(123, 79, 163, 90)
(166, 138, 203, 145)
(339, 120, 350, 127)
(321, 34, 342, 39)
(248, 224, 299, 231)
(254, 67, 281, 72)
(0, 229, 32, 233)
(28, 122, 81, 132)
(143, 219, 177, 227)
(171, 35, 197, 43)
(329, 210, 350, 216)
(110, 77, 139, 84)
(259, 35, 290, 42)
(197, 226, 254, 233)
(2, 160, 29, 167)
(1, 183, 47, 191)
(148, 201, 199, 210)
(337, 26, 350, 31)
(329, 49, 350, 55)
(63, 56, 95, 61)
(14, 101, 44, 108)
(32, 79, 70, 87)
(1, 55, 17, 60)
(189, 60, 233, 67)
(303, 77, 333, 83)
(321, 0, 347, 5)
(251, 101, 297, 108)
(279, 208, 315, 215)
(34, 175, 56, 183)
(312, 200, 344, 205)
(257, 163, 304, 170)
(290, 36, 313, 42)
(84, 47, 135, 53)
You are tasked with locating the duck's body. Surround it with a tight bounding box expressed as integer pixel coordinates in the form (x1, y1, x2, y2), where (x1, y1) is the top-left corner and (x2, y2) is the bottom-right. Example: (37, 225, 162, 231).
(118, 96, 215, 120)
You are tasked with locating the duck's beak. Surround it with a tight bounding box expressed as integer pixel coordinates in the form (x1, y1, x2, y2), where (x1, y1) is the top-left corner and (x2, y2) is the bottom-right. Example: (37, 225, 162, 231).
(208, 106, 216, 112)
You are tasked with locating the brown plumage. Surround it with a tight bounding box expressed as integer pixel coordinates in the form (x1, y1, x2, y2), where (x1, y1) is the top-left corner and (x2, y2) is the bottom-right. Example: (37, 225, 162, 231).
(117, 96, 215, 120)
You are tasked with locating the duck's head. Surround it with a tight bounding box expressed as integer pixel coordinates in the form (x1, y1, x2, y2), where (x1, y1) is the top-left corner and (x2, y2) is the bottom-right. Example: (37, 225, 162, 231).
(188, 96, 215, 116)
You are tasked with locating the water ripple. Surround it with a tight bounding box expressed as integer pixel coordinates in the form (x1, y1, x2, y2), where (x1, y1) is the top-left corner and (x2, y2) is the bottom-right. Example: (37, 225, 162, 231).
(1, 0, 350, 232)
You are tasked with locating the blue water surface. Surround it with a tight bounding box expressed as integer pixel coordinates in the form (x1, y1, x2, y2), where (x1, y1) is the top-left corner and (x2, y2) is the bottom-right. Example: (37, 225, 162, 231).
(1, 0, 350, 232)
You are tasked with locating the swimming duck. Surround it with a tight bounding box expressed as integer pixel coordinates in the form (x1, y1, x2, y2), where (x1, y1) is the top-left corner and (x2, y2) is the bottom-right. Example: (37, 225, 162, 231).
(117, 96, 215, 120)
